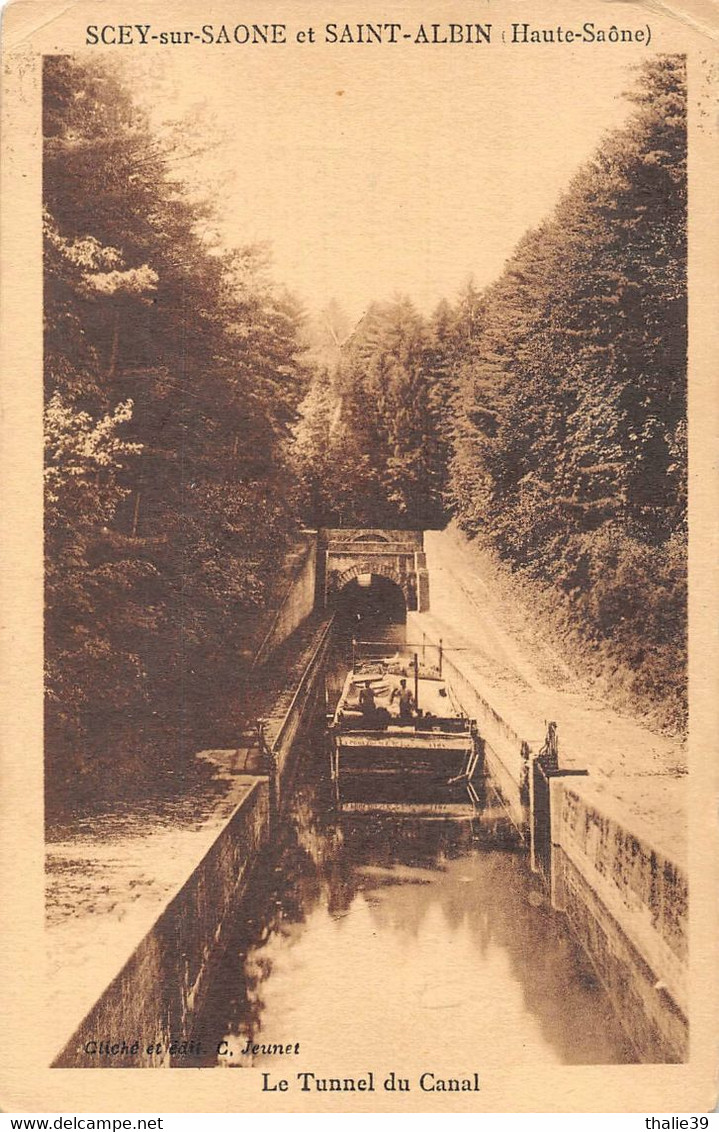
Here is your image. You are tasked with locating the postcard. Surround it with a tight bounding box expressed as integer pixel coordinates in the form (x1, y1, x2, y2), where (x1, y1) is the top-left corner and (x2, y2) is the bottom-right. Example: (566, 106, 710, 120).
(1, 0, 717, 1114)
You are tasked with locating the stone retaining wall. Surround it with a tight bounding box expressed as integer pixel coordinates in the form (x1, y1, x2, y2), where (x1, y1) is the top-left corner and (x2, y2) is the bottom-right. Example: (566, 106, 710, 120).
(550, 778, 688, 1061)
(53, 779, 270, 1068)
(409, 610, 687, 1062)
(254, 539, 318, 667)
(420, 636, 534, 838)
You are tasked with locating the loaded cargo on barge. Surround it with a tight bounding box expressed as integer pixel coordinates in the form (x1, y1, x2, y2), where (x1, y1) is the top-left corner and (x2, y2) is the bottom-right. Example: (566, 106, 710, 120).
(328, 640, 481, 814)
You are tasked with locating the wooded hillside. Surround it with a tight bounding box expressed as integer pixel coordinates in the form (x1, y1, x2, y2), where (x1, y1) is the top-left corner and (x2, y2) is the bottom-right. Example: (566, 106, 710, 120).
(447, 56, 687, 729)
(44, 56, 310, 812)
(294, 55, 687, 729)
(293, 296, 452, 529)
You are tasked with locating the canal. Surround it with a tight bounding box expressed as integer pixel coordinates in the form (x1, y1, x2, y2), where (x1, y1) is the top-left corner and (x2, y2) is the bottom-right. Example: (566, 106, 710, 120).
(183, 701, 637, 1069)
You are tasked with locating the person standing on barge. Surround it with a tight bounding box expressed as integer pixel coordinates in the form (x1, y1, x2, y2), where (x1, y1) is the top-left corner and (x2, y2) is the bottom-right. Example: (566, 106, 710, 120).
(391, 677, 415, 722)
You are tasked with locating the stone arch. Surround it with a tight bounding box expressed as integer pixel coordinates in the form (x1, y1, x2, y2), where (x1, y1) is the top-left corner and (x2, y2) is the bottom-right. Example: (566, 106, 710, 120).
(318, 529, 428, 612)
(328, 562, 415, 609)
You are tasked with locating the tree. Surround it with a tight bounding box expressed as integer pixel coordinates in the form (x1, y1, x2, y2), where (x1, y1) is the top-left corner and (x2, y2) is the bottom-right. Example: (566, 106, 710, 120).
(447, 56, 687, 728)
(294, 297, 452, 529)
(44, 55, 311, 810)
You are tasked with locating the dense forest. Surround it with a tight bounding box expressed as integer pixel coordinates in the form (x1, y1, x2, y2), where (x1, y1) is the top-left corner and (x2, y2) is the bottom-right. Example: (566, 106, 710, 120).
(44, 56, 310, 811)
(447, 54, 687, 728)
(45, 54, 686, 813)
(294, 295, 453, 529)
(294, 54, 687, 729)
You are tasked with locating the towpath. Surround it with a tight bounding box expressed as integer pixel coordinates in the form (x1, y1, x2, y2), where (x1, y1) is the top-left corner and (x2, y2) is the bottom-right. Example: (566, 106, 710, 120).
(409, 525, 687, 865)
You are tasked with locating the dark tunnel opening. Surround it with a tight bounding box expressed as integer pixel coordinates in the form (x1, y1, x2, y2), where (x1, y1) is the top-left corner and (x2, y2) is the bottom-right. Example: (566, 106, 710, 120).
(333, 574, 407, 646)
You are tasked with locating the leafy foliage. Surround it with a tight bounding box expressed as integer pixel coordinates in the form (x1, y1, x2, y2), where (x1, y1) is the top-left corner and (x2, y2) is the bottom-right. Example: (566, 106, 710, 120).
(45, 51, 688, 821)
(44, 56, 309, 811)
(447, 56, 687, 728)
(293, 297, 453, 528)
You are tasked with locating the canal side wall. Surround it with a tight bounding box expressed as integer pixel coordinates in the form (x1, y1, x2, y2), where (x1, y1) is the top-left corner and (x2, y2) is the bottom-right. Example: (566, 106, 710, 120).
(51, 615, 333, 1069)
(408, 616, 534, 839)
(443, 654, 531, 838)
(253, 535, 318, 668)
(263, 618, 334, 813)
(409, 611, 688, 1063)
(548, 777, 688, 1062)
(53, 778, 271, 1068)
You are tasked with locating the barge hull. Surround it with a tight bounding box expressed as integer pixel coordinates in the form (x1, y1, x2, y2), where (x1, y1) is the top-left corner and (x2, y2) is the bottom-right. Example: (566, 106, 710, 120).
(332, 733, 476, 807)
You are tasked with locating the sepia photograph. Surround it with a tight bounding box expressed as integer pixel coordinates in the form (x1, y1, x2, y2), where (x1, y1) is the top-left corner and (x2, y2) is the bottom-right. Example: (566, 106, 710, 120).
(1, 0, 717, 1114)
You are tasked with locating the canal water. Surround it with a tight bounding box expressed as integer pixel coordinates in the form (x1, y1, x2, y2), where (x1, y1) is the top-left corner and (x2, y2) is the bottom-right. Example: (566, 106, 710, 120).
(184, 735, 636, 1070)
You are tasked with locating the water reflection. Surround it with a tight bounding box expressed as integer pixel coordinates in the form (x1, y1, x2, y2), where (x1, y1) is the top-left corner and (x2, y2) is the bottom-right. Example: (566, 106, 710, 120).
(183, 749, 636, 1069)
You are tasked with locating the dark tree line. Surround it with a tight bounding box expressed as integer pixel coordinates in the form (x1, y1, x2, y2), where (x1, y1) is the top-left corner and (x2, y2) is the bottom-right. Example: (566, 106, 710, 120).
(44, 56, 310, 812)
(293, 295, 456, 529)
(446, 55, 687, 728)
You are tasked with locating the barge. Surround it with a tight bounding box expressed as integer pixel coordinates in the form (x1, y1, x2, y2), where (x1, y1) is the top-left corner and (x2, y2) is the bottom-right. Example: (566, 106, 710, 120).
(328, 642, 481, 813)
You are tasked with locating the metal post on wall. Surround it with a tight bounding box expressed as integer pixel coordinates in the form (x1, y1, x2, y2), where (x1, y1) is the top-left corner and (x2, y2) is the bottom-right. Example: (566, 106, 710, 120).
(439, 638, 443, 678)
(413, 652, 419, 713)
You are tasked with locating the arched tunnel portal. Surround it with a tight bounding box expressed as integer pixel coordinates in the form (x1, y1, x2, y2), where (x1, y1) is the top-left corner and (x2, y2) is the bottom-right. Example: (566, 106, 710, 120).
(318, 529, 430, 641)
(332, 572, 407, 646)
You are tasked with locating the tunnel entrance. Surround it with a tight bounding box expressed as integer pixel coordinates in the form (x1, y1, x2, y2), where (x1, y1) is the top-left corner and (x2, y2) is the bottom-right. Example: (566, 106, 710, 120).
(333, 573, 407, 646)
(319, 529, 429, 613)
